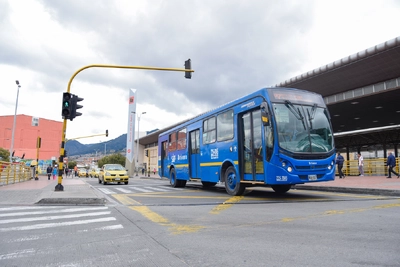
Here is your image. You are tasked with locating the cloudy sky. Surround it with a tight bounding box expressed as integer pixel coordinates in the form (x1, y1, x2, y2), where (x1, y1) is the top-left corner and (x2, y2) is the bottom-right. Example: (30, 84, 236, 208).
(1, 0, 399, 144)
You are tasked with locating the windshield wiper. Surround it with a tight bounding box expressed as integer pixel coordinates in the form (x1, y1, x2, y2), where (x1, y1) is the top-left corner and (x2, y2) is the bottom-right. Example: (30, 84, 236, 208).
(285, 100, 306, 130)
(307, 104, 317, 129)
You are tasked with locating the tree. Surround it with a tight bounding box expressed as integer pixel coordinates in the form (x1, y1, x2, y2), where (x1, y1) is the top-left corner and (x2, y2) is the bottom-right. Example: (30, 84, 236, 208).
(0, 147, 10, 162)
(68, 161, 77, 170)
(98, 153, 126, 168)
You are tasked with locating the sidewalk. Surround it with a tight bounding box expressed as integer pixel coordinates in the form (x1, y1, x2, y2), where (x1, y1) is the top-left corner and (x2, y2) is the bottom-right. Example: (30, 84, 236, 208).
(295, 175, 400, 196)
(0, 175, 399, 206)
(0, 175, 106, 205)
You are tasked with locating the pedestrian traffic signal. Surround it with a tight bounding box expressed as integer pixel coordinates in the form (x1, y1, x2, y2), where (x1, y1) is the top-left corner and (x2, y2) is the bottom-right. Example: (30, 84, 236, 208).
(62, 92, 72, 120)
(184, 59, 191, 79)
(70, 94, 84, 120)
(106, 130, 108, 137)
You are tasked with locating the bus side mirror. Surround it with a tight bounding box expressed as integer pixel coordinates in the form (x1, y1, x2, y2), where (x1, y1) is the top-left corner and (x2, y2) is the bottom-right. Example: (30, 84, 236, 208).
(260, 102, 270, 126)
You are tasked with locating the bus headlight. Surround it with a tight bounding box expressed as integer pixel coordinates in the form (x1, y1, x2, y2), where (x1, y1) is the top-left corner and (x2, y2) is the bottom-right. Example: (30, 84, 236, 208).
(287, 166, 293, 172)
(327, 160, 335, 170)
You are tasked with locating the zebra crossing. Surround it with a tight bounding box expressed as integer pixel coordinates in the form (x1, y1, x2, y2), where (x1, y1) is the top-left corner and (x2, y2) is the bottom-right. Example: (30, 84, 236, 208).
(0, 206, 123, 233)
(95, 185, 184, 195)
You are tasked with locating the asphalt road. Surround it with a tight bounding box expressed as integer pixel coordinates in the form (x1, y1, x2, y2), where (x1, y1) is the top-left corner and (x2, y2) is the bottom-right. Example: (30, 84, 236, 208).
(1, 178, 399, 266)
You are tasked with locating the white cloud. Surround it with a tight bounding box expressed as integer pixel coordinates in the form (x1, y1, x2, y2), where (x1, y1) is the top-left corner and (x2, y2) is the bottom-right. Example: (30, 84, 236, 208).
(1, 0, 399, 144)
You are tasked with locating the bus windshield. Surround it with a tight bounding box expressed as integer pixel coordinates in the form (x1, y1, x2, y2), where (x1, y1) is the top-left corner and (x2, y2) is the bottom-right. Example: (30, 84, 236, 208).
(273, 102, 333, 153)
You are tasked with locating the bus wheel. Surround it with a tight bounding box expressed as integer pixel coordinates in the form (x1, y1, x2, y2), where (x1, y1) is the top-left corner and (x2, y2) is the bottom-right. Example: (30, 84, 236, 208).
(202, 181, 217, 187)
(271, 185, 291, 194)
(224, 166, 245, 196)
(170, 168, 178, 187)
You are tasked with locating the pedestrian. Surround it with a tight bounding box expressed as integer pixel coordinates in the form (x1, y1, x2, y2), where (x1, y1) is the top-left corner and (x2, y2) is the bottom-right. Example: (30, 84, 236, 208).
(358, 153, 364, 176)
(52, 165, 58, 180)
(65, 167, 69, 177)
(336, 152, 345, 178)
(46, 165, 52, 180)
(141, 168, 144, 175)
(74, 165, 78, 177)
(153, 167, 156, 175)
(386, 151, 399, 178)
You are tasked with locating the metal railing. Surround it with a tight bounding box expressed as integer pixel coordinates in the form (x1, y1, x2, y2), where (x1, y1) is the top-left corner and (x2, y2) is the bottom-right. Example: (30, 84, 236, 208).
(0, 161, 32, 185)
(336, 158, 399, 176)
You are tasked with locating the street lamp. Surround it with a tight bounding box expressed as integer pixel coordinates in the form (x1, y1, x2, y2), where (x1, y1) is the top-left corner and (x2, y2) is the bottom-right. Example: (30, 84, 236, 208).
(10, 80, 21, 162)
(134, 111, 146, 176)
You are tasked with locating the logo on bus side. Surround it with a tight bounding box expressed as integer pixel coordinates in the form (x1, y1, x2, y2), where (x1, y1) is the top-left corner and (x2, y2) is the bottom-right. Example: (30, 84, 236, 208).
(241, 101, 255, 109)
(178, 155, 187, 160)
(171, 155, 187, 163)
(211, 148, 219, 159)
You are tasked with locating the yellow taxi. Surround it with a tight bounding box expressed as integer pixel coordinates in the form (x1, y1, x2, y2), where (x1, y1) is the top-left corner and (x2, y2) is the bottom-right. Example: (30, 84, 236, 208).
(98, 164, 129, 185)
(78, 168, 89, 177)
(89, 168, 100, 178)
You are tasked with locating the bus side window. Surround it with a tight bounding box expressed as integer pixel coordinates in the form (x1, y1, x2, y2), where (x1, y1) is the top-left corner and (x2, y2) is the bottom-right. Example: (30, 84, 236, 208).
(177, 128, 187, 150)
(217, 110, 234, 141)
(169, 132, 177, 151)
(203, 117, 216, 144)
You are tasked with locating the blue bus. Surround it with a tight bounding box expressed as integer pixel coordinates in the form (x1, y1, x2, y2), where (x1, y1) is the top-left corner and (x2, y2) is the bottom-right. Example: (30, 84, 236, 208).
(158, 87, 335, 196)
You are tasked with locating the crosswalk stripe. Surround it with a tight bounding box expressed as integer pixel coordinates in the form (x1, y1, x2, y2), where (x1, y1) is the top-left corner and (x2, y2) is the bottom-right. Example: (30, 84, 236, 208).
(0, 217, 116, 232)
(97, 187, 115, 194)
(0, 211, 111, 224)
(114, 187, 132, 193)
(0, 207, 108, 218)
(144, 187, 169, 192)
(129, 187, 153, 192)
(0, 206, 60, 212)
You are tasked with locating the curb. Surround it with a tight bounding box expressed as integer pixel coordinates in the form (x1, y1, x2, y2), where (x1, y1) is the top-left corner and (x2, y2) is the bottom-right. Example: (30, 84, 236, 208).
(36, 198, 106, 206)
(294, 185, 400, 197)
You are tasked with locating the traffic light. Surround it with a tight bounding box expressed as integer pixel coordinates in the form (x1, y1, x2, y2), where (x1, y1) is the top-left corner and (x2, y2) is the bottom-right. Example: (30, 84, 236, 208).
(145, 150, 148, 157)
(64, 150, 68, 157)
(106, 130, 108, 137)
(62, 92, 72, 120)
(36, 137, 41, 148)
(184, 59, 191, 79)
(70, 94, 84, 120)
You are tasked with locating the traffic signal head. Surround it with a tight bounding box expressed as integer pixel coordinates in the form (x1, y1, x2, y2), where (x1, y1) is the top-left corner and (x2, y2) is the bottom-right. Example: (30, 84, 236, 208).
(184, 59, 191, 79)
(62, 92, 72, 119)
(70, 94, 84, 120)
(106, 130, 108, 137)
(145, 150, 148, 157)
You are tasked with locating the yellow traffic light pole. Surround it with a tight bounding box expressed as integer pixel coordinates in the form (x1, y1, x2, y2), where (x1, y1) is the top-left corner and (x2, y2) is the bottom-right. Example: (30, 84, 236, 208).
(55, 64, 194, 191)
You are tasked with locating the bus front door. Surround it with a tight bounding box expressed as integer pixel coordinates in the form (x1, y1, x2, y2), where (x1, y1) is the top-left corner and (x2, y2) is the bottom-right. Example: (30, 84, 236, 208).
(241, 110, 264, 181)
(189, 129, 200, 178)
(160, 141, 169, 178)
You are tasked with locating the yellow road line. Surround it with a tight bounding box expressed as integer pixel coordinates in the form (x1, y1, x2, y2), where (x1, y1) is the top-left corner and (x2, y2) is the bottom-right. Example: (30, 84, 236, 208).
(209, 196, 244, 214)
(129, 206, 204, 235)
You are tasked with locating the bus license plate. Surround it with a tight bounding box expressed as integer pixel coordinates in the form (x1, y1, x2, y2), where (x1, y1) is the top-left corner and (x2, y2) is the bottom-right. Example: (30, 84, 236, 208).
(308, 175, 317, 181)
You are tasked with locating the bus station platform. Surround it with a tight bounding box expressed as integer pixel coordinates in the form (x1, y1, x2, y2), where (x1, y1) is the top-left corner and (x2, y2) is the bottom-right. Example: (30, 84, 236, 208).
(0, 175, 399, 206)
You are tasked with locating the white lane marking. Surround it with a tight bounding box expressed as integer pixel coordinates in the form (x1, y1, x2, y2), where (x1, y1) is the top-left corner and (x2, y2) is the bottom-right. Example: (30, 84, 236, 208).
(114, 187, 132, 193)
(129, 187, 152, 192)
(0, 248, 36, 260)
(0, 217, 116, 232)
(0, 207, 108, 218)
(144, 187, 169, 192)
(78, 224, 124, 232)
(0, 211, 111, 224)
(0, 206, 60, 212)
(96, 187, 115, 194)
